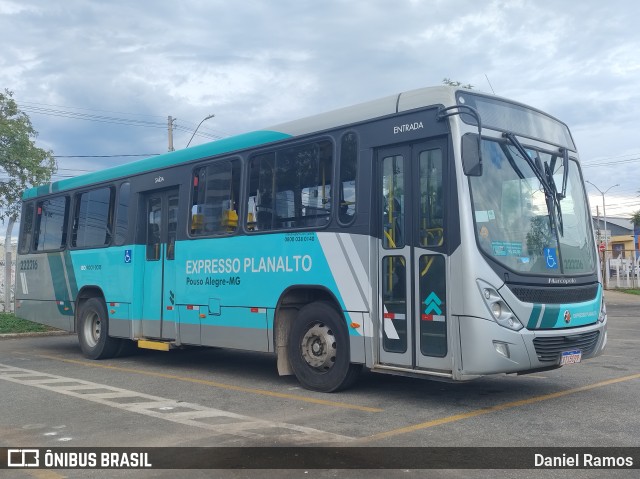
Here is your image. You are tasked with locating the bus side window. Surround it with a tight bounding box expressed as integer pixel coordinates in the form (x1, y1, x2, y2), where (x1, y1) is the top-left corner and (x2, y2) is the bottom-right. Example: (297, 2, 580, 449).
(72, 187, 114, 248)
(190, 159, 240, 236)
(246, 141, 333, 231)
(34, 196, 69, 252)
(114, 182, 130, 246)
(338, 132, 357, 224)
(247, 153, 275, 231)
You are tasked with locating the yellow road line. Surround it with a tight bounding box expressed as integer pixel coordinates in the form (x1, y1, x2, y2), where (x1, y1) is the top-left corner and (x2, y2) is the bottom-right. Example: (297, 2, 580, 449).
(30, 471, 65, 479)
(37, 354, 382, 413)
(362, 372, 640, 442)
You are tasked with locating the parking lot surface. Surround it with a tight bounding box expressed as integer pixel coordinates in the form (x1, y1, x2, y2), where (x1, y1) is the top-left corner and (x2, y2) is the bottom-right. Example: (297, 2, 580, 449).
(1, 290, 638, 478)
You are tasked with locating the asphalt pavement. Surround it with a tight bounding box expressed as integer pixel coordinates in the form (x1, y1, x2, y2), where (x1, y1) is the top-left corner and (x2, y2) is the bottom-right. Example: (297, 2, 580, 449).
(0, 291, 638, 478)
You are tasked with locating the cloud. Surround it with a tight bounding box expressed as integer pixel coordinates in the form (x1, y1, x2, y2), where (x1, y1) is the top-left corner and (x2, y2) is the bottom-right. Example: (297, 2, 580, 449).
(2, 0, 640, 238)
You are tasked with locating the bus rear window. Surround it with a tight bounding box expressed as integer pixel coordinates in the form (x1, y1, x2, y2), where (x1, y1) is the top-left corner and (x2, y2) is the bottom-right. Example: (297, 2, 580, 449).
(18, 202, 35, 254)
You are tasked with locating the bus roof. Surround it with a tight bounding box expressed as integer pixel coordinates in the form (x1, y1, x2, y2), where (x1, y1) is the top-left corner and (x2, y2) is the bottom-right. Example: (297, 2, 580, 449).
(23, 86, 458, 199)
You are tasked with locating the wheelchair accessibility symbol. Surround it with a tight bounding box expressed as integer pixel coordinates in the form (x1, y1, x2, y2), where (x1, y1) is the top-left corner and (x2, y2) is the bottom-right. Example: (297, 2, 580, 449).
(544, 247, 558, 269)
(124, 249, 132, 263)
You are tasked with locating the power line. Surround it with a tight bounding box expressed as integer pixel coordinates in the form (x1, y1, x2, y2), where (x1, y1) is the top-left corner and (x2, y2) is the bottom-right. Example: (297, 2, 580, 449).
(17, 100, 167, 120)
(173, 125, 221, 141)
(582, 151, 640, 164)
(19, 101, 228, 139)
(18, 99, 230, 145)
(21, 105, 167, 129)
(582, 157, 640, 168)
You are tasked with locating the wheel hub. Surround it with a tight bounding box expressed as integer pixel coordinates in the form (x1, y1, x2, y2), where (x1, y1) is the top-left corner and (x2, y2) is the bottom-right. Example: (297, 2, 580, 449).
(84, 311, 102, 348)
(301, 323, 337, 370)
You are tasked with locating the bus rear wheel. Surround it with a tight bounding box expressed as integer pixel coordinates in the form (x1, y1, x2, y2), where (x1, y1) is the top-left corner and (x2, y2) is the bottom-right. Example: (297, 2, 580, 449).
(288, 301, 361, 392)
(77, 297, 121, 359)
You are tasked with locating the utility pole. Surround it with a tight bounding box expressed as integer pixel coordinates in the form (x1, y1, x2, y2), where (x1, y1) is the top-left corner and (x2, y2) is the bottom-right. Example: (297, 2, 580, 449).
(596, 205, 605, 285)
(596, 205, 601, 244)
(586, 181, 618, 289)
(167, 116, 176, 152)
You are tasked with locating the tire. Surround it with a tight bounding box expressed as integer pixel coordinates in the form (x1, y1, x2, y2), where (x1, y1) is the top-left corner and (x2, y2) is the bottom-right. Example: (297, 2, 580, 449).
(77, 297, 121, 360)
(288, 301, 361, 392)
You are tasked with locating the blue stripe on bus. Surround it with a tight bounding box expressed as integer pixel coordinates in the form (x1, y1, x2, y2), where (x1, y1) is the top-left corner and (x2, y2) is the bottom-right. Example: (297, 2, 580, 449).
(526, 285, 601, 330)
(23, 130, 291, 199)
(526, 304, 541, 329)
(67, 235, 359, 335)
(47, 253, 74, 316)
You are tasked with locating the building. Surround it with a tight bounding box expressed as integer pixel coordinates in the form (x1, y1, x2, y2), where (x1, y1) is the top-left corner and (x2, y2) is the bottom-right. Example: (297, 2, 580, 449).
(592, 216, 637, 259)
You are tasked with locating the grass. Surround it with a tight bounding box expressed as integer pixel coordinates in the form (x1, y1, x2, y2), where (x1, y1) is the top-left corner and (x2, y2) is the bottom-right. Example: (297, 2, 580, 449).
(619, 289, 640, 296)
(0, 312, 54, 334)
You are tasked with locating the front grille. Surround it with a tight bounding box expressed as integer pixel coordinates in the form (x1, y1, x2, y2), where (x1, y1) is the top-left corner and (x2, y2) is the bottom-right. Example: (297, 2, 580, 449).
(509, 283, 598, 304)
(533, 331, 600, 362)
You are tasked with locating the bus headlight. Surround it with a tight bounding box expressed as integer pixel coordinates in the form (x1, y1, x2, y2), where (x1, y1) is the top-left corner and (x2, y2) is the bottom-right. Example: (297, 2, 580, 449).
(477, 280, 523, 331)
(598, 299, 607, 323)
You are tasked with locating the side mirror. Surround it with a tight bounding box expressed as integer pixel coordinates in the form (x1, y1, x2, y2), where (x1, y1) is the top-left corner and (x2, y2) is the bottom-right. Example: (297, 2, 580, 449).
(462, 133, 482, 176)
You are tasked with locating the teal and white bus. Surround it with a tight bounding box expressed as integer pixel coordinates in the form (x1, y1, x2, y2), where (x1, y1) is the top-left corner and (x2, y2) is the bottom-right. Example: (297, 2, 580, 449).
(15, 86, 606, 392)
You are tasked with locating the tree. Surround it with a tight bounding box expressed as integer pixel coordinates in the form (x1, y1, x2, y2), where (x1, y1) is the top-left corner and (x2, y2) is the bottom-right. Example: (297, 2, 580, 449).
(442, 78, 474, 89)
(632, 210, 640, 229)
(1, 89, 56, 222)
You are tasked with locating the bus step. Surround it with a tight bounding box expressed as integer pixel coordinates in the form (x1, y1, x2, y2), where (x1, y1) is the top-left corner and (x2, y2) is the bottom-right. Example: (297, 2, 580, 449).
(137, 339, 173, 352)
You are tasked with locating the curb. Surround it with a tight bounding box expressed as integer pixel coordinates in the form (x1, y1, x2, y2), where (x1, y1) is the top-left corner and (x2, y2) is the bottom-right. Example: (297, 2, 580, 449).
(0, 330, 73, 339)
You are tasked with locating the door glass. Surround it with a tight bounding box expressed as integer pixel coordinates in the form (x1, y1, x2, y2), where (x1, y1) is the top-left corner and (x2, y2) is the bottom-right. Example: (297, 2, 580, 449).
(418, 149, 444, 247)
(146, 197, 162, 261)
(419, 255, 447, 357)
(381, 155, 405, 249)
(167, 195, 178, 260)
(382, 256, 407, 353)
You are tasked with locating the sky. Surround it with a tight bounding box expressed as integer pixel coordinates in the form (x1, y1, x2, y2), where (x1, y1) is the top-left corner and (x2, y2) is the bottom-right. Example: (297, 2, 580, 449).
(1, 0, 639, 240)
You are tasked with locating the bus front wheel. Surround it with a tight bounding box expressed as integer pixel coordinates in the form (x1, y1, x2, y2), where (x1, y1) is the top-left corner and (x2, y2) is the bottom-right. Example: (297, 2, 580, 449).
(77, 297, 121, 359)
(288, 301, 360, 392)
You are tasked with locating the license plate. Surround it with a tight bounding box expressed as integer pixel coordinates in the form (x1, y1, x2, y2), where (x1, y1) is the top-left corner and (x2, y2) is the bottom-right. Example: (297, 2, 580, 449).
(560, 349, 582, 365)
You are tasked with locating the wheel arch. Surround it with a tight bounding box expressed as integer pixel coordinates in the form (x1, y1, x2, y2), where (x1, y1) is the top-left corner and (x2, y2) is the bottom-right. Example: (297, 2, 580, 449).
(75, 285, 106, 331)
(273, 285, 344, 376)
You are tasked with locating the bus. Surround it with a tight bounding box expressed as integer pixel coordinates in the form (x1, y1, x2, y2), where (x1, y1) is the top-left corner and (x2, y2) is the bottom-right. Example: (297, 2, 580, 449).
(15, 86, 607, 392)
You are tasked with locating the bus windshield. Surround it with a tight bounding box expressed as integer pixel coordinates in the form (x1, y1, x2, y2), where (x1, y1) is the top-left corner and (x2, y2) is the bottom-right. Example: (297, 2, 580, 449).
(470, 138, 596, 276)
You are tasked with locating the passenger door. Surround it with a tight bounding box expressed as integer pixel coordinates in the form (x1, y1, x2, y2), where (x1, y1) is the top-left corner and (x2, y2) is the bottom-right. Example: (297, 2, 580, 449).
(377, 140, 451, 373)
(140, 187, 179, 339)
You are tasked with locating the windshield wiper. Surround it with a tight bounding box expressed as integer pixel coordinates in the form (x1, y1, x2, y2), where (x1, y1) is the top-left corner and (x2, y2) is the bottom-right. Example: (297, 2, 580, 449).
(543, 161, 564, 236)
(503, 132, 553, 197)
(503, 132, 563, 236)
(559, 147, 569, 199)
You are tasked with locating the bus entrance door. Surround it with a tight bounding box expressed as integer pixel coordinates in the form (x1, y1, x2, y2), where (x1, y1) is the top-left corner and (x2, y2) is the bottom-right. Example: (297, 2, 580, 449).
(140, 188, 179, 340)
(377, 141, 451, 376)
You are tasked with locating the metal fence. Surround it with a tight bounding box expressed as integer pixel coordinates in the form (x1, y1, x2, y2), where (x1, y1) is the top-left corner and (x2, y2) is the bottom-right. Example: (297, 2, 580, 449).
(1, 242, 17, 313)
(605, 251, 640, 289)
(0, 258, 15, 313)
